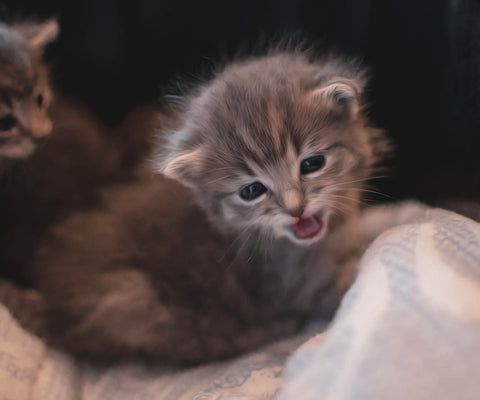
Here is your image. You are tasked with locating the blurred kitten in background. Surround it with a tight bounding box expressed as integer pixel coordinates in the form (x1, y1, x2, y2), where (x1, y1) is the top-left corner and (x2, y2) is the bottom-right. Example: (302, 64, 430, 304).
(0, 17, 159, 284)
(0, 94, 160, 285)
(0, 19, 58, 160)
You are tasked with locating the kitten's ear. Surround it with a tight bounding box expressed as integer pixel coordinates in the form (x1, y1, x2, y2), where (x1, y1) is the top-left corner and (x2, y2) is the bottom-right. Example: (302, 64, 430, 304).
(311, 78, 362, 119)
(13, 19, 59, 49)
(154, 144, 204, 188)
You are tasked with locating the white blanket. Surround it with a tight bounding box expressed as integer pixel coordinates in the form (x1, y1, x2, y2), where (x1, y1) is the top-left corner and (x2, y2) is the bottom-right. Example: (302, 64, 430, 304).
(280, 208, 480, 400)
(1, 208, 479, 399)
(0, 303, 308, 400)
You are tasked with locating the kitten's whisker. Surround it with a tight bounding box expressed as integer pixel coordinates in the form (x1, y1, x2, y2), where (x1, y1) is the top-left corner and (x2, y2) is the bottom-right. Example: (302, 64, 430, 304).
(325, 193, 373, 207)
(242, 230, 259, 265)
(224, 225, 260, 269)
(326, 193, 359, 201)
(324, 175, 390, 189)
(267, 230, 275, 257)
(330, 186, 394, 200)
(217, 223, 252, 265)
(327, 190, 377, 202)
(218, 225, 251, 264)
(355, 188, 394, 199)
(322, 202, 343, 219)
(319, 200, 350, 217)
(325, 176, 393, 199)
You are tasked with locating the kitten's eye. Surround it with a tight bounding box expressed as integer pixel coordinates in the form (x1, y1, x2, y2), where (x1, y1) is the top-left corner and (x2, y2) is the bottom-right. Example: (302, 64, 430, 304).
(300, 155, 326, 175)
(239, 182, 267, 201)
(0, 115, 16, 131)
(36, 94, 44, 107)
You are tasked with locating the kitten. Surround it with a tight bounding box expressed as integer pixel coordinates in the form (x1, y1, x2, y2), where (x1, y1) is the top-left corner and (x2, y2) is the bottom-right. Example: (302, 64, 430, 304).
(8, 50, 390, 365)
(0, 19, 58, 161)
(156, 51, 386, 245)
(0, 97, 160, 286)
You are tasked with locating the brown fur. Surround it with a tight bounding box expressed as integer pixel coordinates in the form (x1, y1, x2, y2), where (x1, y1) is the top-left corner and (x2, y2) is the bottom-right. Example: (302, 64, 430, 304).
(0, 20, 58, 160)
(5, 51, 389, 366)
(27, 171, 310, 363)
(0, 96, 159, 284)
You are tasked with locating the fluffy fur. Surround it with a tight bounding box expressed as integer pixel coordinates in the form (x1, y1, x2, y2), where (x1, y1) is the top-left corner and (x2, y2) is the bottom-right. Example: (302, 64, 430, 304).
(0, 96, 159, 284)
(0, 20, 58, 160)
(6, 51, 391, 365)
(0, 22, 158, 282)
(156, 52, 388, 244)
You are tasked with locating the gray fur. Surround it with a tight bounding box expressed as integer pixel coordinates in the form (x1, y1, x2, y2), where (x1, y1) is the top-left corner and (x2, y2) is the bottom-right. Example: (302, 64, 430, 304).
(9, 51, 388, 365)
(157, 51, 387, 243)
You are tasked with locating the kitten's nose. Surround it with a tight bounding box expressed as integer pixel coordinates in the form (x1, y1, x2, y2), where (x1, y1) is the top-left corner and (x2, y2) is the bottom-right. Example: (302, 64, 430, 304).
(288, 205, 304, 218)
(283, 189, 304, 218)
(31, 120, 52, 139)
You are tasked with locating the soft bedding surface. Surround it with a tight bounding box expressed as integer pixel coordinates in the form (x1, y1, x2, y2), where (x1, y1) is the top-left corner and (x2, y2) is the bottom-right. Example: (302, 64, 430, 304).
(1, 208, 479, 400)
(0, 303, 306, 400)
(280, 208, 480, 400)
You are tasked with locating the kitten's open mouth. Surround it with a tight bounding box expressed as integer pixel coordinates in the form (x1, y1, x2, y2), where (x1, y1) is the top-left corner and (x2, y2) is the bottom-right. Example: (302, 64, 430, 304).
(293, 215, 324, 240)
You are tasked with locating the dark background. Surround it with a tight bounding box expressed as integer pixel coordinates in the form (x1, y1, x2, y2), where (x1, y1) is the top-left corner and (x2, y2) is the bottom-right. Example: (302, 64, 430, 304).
(1, 0, 479, 202)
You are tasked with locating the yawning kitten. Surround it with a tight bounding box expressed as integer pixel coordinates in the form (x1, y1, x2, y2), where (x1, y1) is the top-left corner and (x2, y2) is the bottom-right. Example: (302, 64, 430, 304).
(0, 19, 58, 160)
(8, 50, 391, 365)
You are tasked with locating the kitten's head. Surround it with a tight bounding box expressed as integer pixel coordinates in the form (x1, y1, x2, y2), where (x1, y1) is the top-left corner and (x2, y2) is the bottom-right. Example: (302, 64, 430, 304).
(0, 19, 58, 159)
(156, 52, 388, 246)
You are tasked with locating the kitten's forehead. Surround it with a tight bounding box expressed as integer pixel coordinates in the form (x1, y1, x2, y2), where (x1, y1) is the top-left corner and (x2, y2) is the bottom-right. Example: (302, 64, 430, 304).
(160, 51, 382, 195)
(190, 54, 342, 167)
(0, 24, 36, 95)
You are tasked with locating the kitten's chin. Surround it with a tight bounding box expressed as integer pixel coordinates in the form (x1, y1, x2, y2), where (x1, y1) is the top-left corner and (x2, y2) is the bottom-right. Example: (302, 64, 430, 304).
(0, 138, 36, 159)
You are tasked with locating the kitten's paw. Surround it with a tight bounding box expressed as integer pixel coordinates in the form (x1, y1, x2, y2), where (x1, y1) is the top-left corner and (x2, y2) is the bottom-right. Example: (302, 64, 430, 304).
(359, 200, 429, 240)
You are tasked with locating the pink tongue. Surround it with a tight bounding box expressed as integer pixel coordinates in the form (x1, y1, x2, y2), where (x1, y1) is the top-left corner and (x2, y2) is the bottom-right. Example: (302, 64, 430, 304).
(294, 216, 323, 239)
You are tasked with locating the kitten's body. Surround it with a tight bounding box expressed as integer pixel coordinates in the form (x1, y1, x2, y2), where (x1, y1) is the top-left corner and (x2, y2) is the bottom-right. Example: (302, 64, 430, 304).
(24, 168, 366, 364)
(0, 22, 158, 282)
(24, 170, 312, 362)
(0, 96, 159, 284)
(6, 51, 395, 365)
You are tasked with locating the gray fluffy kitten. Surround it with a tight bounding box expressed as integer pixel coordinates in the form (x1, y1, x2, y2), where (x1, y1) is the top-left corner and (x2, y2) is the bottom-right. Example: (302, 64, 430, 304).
(0, 19, 58, 161)
(9, 50, 391, 365)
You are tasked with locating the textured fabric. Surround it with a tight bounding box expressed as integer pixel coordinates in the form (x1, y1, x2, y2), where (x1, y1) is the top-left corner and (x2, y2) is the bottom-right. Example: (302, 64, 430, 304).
(280, 209, 480, 400)
(0, 303, 310, 400)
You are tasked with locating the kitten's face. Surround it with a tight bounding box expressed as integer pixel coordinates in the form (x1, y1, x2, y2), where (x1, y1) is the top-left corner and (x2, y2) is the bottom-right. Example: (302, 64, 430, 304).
(0, 20, 58, 159)
(158, 53, 386, 246)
